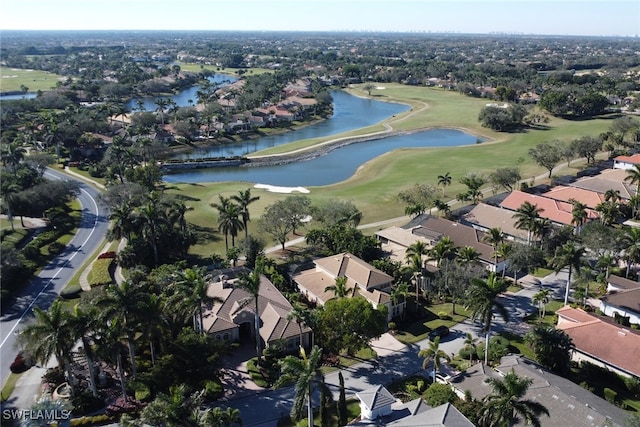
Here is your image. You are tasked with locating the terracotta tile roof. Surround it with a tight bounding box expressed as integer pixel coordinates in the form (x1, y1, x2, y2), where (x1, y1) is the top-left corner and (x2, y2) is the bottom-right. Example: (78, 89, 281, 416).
(614, 153, 640, 165)
(557, 306, 640, 377)
(461, 203, 528, 240)
(542, 185, 606, 209)
(500, 190, 598, 226)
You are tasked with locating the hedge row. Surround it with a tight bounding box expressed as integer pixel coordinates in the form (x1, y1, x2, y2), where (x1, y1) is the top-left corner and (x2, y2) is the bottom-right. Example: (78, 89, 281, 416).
(88, 258, 114, 287)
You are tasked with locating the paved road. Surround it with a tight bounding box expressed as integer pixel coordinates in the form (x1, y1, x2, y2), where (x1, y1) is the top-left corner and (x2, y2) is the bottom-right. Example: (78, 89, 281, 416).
(0, 168, 109, 389)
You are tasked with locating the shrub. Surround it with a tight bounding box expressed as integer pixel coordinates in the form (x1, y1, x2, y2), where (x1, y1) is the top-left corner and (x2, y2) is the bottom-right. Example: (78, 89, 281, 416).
(43, 367, 65, 386)
(97, 251, 117, 260)
(71, 391, 105, 415)
(88, 258, 114, 287)
(388, 322, 396, 330)
(47, 241, 66, 256)
(603, 387, 617, 403)
(437, 312, 451, 320)
(105, 397, 144, 417)
(10, 353, 31, 373)
(203, 379, 223, 401)
(60, 285, 82, 300)
(70, 415, 112, 426)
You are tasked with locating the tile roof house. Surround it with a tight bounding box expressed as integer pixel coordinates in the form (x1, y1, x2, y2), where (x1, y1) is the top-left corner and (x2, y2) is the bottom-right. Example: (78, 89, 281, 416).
(461, 202, 529, 242)
(541, 185, 606, 209)
(569, 169, 637, 200)
(291, 253, 401, 321)
(350, 385, 474, 426)
(449, 355, 631, 426)
(607, 274, 640, 293)
(557, 306, 640, 378)
(413, 216, 507, 273)
(613, 153, 640, 170)
(500, 190, 599, 226)
(203, 267, 312, 353)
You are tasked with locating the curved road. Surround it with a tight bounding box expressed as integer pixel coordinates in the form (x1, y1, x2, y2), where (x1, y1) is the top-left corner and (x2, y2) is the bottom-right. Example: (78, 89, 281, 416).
(0, 168, 109, 387)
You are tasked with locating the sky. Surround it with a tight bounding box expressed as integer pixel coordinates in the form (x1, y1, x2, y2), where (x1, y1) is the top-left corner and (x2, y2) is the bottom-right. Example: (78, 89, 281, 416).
(0, 0, 638, 37)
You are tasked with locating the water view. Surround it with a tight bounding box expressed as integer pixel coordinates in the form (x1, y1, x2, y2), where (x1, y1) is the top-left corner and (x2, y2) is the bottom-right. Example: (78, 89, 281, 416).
(163, 128, 479, 187)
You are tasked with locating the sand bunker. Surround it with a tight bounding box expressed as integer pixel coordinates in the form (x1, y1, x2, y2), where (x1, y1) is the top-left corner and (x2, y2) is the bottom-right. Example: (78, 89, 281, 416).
(254, 184, 310, 194)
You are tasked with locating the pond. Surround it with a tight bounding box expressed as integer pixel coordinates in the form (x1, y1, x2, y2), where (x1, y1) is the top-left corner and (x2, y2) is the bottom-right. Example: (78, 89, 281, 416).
(163, 128, 480, 187)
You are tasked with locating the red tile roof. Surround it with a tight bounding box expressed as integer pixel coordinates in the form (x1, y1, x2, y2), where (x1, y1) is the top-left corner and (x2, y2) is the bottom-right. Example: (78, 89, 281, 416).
(500, 190, 599, 226)
(542, 186, 605, 209)
(613, 153, 640, 165)
(557, 306, 640, 377)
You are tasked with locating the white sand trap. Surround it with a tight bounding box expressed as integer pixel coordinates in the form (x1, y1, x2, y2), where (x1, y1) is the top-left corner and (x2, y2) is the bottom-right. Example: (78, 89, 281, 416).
(254, 184, 310, 194)
(376, 86, 386, 89)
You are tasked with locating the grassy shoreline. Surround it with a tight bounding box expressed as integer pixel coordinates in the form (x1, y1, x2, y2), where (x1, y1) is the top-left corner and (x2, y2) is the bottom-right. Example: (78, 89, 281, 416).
(168, 84, 614, 258)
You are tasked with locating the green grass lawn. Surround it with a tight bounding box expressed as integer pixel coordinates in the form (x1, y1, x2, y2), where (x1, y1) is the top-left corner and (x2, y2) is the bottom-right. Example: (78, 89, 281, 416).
(0, 373, 21, 402)
(394, 302, 471, 345)
(0, 66, 63, 93)
(167, 83, 614, 258)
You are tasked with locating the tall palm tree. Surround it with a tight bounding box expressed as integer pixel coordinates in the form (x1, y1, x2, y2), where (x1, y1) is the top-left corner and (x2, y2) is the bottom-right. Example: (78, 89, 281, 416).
(212, 195, 244, 252)
(323, 275, 352, 299)
(97, 280, 149, 377)
(625, 164, 640, 197)
(232, 188, 260, 241)
(287, 303, 310, 348)
(68, 306, 100, 397)
(405, 240, 429, 267)
(479, 369, 549, 427)
(465, 273, 509, 365)
(463, 332, 478, 364)
(134, 194, 167, 267)
(235, 267, 263, 364)
(1, 141, 26, 176)
(550, 242, 587, 306)
(512, 201, 543, 245)
(107, 200, 134, 242)
(154, 97, 170, 125)
(621, 226, 640, 278)
(532, 289, 551, 321)
(418, 336, 451, 383)
(140, 384, 205, 426)
(570, 200, 588, 233)
(433, 199, 451, 218)
(494, 242, 513, 279)
(275, 346, 328, 427)
(20, 301, 75, 393)
(437, 172, 452, 197)
(390, 282, 410, 320)
(483, 227, 504, 266)
(170, 266, 222, 334)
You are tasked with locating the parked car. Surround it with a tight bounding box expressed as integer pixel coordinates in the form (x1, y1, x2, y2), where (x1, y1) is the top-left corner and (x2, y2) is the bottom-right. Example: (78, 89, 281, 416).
(428, 325, 450, 341)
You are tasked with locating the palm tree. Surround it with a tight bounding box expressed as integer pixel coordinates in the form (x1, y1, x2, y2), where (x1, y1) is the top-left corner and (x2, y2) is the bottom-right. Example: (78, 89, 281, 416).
(405, 240, 429, 269)
(512, 201, 543, 244)
(235, 267, 263, 364)
(107, 200, 134, 242)
(483, 227, 504, 266)
(494, 242, 513, 279)
(437, 172, 452, 197)
(479, 369, 549, 427)
(140, 384, 205, 426)
(20, 301, 75, 393)
(550, 242, 587, 306)
(457, 246, 480, 265)
(134, 194, 167, 267)
(418, 336, 451, 383)
(1, 141, 26, 176)
(275, 346, 328, 427)
(625, 164, 640, 197)
(570, 200, 588, 233)
(324, 275, 352, 299)
(97, 280, 149, 378)
(433, 199, 451, 218)
(465, 273, 509, 365)
(232, 188, 260, 242)
(532, 289, 551, 321)
(170, 266, 222, 334)
(463, 332, 478, 364)
(155, 97, 170, 125)
(390, 282, 410, 320)
(212, 195, 244, 252)
(68, 306, 100, 397)
(427, 236, 457, 268)
(621, 226, 640, 278)
(287, 303, 310, 348)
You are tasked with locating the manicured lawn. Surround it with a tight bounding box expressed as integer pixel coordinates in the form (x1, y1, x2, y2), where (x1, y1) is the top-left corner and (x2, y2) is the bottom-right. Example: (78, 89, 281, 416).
(0, 373, 21, 402)
(394, 302, 471, 345)
(0, 66, 63, 93)
(532, 267, 554, 278)
(166, 84, 613, 258)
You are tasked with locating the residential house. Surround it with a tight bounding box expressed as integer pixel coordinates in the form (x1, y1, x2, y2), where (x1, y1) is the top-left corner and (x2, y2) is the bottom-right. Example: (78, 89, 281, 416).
(449, 355, 630, 426)
(500, 190, 599, 227)
(613, 153, 640, 171)
(349, 385, 474, 426)
(557, 306, 640, 378)
(541, 185, 606, 210)
(600, 285, 640, 326)
(291, 253, 401, 321)
(414, 216, 507, 273)
(569, 168, 637, 200)
(461, 202, 529, 242)
(203, 267, 312, 354)
(606, 274, 640, 293)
